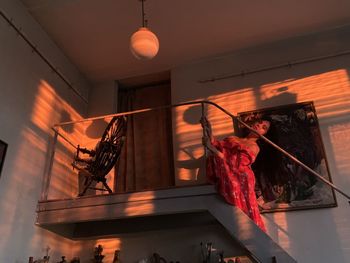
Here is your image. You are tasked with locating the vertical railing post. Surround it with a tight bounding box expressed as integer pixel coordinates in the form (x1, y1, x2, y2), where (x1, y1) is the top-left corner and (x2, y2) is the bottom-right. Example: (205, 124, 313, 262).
(201, 102, 208, 158)
(40, 128, 58, 201)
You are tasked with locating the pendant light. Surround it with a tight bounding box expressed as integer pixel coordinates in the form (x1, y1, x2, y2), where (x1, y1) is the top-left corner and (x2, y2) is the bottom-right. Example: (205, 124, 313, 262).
(130, 0, 159, 60)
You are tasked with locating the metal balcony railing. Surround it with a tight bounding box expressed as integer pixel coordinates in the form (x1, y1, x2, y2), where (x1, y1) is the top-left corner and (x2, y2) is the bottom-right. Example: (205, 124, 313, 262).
(41, 100, 350, 203)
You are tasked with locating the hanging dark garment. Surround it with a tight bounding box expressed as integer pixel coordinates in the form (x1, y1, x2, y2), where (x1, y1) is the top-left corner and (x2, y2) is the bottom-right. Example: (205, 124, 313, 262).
(115, 83, 175, 192)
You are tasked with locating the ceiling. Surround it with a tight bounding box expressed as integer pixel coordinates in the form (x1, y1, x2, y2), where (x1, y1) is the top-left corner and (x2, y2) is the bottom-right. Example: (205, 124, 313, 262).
(20, 0, 350, 83)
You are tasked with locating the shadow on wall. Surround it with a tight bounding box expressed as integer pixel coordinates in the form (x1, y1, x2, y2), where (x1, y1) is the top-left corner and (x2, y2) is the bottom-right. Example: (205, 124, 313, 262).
(173, 59, 350, 262)
(175, 105, 209, 184)
(84, 119, 109, 139)
(0, 78, 85, 262)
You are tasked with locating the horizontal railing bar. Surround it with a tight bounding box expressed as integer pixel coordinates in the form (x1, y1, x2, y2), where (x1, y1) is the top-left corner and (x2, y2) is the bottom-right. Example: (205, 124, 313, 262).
(54, 100, 215, 127)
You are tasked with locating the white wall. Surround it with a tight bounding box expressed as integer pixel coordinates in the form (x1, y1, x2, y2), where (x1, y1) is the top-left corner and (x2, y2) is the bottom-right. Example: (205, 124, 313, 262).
(171, 25, 350, 263)
(72, 224, 247, 263)
(84, 80, 118, 193)
(88, 81, 117, 118)
(66, 26, 350, 263)
(3, 1, 349, 261)
(0, 0, 90, 262)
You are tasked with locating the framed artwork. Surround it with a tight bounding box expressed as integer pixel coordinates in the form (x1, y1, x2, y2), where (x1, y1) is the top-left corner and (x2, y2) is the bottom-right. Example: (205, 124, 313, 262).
(238, 102, 337, 213)
(0, 139, 7, 178)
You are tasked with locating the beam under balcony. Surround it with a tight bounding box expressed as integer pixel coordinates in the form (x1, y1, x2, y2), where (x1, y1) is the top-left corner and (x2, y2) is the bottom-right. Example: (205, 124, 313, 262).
(36, 185, 297, 263)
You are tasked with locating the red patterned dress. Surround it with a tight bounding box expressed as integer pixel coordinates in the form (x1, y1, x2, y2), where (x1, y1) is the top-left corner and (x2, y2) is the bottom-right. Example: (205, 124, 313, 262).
(206, 136, 266, 232)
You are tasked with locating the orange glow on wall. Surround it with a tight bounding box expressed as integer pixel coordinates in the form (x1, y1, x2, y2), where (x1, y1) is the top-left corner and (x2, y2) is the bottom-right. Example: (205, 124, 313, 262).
(174, 88, 255, 184)
(174, 69, 350, 191)
(0, 126, 49, 251)
(28, 80, 88, 199)
(73, 238, 121, 263)
(122, 192, 155, 216)
(329, 122, 350, 182)
(31, 80, 83, 134)
(260, 69, 350, 119)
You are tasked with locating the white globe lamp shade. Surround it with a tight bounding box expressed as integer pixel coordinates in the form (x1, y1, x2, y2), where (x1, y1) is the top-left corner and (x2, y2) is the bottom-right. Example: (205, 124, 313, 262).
(130, 27, 159, 60)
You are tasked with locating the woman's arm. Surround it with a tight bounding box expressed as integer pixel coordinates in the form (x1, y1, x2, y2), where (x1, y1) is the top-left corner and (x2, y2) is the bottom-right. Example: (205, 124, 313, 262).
(200, 116, 224, 158)
(202, 136, 224, 159)
(200, 116, 214, 142)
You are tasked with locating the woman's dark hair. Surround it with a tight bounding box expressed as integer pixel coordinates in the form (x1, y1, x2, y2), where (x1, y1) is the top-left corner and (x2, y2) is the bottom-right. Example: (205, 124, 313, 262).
(236, 114, 274, 138)
(238, 114, 281, 202)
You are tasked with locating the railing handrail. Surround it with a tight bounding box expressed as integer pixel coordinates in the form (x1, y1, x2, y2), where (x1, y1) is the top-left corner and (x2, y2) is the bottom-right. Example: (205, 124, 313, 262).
(52, 100, 350, 201)
(53, 100, 227, 127)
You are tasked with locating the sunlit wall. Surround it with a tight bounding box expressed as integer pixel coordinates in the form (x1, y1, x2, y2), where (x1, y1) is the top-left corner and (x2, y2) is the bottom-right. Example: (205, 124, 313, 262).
(172, 25, 350, 263)
(72, 224, 245, 263)
(0, 1, 90, 262)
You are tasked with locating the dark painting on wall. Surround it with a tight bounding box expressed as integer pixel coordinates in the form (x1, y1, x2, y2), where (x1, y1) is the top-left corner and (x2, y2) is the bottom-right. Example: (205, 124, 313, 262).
(0, 140, 7, 178)
(238, 102, 337, 213)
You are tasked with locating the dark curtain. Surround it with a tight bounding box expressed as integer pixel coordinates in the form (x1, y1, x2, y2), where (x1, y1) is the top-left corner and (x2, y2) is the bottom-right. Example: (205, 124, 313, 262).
(114, 83, 174, 192)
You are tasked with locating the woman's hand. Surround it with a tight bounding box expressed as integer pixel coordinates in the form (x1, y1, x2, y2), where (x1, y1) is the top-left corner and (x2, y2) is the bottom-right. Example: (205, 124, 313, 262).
(202, 136, 224, 159)
(200, 116, 209, 128)
(200, 116, 213, 140)
(202, 136, 211, 148)
(200, 116, 212, 132)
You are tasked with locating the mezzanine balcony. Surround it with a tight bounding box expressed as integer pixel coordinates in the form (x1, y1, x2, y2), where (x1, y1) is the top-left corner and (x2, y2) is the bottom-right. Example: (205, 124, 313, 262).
(36, 100, 297, 263)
